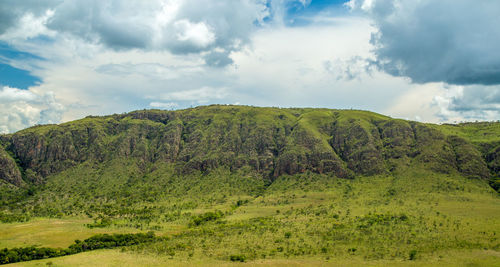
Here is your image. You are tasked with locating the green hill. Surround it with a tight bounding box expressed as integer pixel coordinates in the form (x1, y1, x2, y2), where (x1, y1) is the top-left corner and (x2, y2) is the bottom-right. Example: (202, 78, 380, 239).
(0, 105, 499, 266)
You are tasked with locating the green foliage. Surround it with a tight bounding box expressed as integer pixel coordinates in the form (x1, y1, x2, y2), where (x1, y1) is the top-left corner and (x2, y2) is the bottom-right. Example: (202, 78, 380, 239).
(68, 232, 156, 252)
(229, 254, 246, 262)
(0, 232, 157, 264)
(0, 246, 70, 265)
(409, 249, 417, 260)
(490, 177, 500, 192)
(189, 210, 224, 227)
(0, 212, 30, 223)
(86, 217, 112, 229)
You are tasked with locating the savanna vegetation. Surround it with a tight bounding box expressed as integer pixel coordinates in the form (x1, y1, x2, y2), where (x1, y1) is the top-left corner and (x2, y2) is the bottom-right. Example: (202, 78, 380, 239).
(0, 105, 499, 266)
(0, 232, 156, 264)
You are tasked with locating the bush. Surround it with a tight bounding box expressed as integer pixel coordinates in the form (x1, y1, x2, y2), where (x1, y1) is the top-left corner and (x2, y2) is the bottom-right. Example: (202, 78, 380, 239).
(86, 217, 112, 228)
(0, 232, 157, 264)
(0, 212, 30, 223)
(229, 254, 246, 262)
(409, 250, 417, 260)
(189, 210, 223, 227)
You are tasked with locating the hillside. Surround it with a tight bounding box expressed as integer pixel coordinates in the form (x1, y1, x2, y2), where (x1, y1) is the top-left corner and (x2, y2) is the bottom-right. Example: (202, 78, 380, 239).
(0, 105, 499, 266)
(1, 105, 498, 187)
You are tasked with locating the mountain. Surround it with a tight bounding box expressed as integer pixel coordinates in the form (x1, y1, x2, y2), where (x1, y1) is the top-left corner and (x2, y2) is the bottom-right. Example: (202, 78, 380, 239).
(1, 105, 498, 188)
(0, 105, 499, 265)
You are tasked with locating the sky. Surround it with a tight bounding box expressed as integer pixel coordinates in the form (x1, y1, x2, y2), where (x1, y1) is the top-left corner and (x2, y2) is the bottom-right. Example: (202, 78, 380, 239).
(0, 0, 499, 133)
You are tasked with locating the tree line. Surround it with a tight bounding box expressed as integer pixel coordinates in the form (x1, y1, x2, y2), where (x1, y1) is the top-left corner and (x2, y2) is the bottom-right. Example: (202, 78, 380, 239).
(0, 232, 157, 265)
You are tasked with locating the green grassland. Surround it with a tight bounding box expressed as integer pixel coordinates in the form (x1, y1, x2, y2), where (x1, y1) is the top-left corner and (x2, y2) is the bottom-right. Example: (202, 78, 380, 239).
(0, 218, 156, 249)
(5, 249, 500, 267)
(2, 166, 500, 266)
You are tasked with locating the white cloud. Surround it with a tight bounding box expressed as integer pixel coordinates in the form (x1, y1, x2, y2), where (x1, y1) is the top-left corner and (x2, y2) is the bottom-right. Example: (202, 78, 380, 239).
(173, 19, 215, 48)
(151, 86, 229, 104)
(0, 86, 38, 102)
(149, 101, 179, 109)
(0, 86, 64, 133)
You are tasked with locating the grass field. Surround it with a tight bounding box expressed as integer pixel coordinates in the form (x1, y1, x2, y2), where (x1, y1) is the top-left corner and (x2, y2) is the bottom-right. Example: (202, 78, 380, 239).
(1, 167, 499, 266)
(0, 218, 156, 249)
(5, 248, 499, 266)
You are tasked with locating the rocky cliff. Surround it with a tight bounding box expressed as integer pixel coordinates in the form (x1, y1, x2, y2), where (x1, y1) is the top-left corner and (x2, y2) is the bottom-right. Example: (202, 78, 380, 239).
(0, 105, 497, 187)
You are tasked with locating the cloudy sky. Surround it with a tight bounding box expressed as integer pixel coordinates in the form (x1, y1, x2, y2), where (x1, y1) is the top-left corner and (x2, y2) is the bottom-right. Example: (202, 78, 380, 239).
(0, 0, 499, 133)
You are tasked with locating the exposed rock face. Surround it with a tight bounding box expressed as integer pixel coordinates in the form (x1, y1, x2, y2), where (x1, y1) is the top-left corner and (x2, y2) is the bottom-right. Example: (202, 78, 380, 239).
(486, 144, 500, 176)
(377, 120, 416, 159)
(448, 136, 490, 179)
(0, 106, 495, 186)
(330, 119, 385, 175)
(0, 146, 23, 186)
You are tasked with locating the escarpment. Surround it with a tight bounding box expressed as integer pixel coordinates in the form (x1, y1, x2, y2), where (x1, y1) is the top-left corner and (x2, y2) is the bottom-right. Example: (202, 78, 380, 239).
(0, 106, 496, 186)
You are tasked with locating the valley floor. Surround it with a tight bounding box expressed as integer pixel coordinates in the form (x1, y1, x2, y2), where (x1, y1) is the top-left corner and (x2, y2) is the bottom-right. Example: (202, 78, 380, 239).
(4, 248, 500, 267)
(1, 168, 499, 266)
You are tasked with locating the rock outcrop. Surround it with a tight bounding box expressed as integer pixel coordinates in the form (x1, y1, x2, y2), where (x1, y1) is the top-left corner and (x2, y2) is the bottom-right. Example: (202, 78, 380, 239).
(0, 145, 23, 186)
(0, 106, 495, 186)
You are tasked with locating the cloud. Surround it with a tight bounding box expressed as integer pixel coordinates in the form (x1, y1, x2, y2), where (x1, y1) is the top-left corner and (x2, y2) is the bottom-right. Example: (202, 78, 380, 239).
(0, 86, 64, 133)
(149, 101, 179, 109)
(0, 86, 38, 102)
(42, 0, 269, 66)
(95, 62, 201, 80)
(150, 86, 229, 104)
(432, 85, 500, 122)
(172, 20, 215, 49)
(347, 0, 500, 85)
(323, 56, 370, 81)
(0, 0, 58, 35)
(5, 0, 497, 133)
(1, 0, 270, 67)
(203, 50, 234, 67)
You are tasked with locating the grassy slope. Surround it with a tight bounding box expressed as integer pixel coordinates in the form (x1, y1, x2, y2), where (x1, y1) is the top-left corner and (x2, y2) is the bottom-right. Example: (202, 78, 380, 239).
(2, 168, 499, 265)
(431, 122, 500, 144)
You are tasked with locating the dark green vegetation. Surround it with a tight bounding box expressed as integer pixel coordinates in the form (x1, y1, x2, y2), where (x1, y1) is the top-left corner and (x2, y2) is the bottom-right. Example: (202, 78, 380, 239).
(0, 232, 156, 265)
(0, 105, 499, 265)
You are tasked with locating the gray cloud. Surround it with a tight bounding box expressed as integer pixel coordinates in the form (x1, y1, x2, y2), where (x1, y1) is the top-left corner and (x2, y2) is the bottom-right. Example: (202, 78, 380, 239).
(433, 85, 500, 121)
(46, 1, 155, 49)
(449, 86, 500, 113)
(349, 0, 500, 85)
(203, 50, 234, 68)
(1, 0, 269, 67)
(0, 0, 58, 34)
(43, 0, 268, 66)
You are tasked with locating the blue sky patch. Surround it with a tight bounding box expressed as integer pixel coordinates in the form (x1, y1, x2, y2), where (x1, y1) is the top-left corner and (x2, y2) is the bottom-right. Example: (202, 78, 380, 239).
(0, 42, 42, 89)
(0, 63, 41, 89)
(285, 0, 349, 26)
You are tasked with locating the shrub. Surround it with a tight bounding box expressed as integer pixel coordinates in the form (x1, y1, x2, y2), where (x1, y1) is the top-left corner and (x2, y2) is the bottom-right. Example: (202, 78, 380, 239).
(0, 232, 157, 264)
(284, 232, 292, 238)
(189, 210, 223, 227)
(409, 250, 417, 260)
(230, 254, 246, 262)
